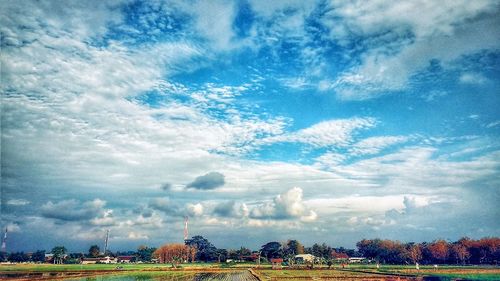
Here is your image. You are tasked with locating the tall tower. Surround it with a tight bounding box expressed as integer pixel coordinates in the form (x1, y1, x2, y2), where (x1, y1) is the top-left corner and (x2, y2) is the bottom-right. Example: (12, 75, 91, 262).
(103, 229, 110, 255)
(1, 228, 6, 252)
(183, 216, 189, 241)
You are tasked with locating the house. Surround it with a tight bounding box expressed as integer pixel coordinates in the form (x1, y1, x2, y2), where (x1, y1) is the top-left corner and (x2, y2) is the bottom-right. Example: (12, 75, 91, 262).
(45, 253, 68, 263)
(331, 252, 349, 261)
(270, 258, 283, 269)
(240, 253, 259, 262)
(81, 258, 100, 264)
(348, 257, 366, 263)
(117, 256, 135, 263)
(44, 254, 54, 263)
(295, 254, 315, 263)
(100, 256, 117, 264)
(81, 256, 117, 264)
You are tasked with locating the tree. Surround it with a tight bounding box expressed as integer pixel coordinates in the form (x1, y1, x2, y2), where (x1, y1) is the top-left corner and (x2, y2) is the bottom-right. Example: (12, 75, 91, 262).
(154, 243, 197, 267)
(8, 252, 29, 262)
(32, 250, 46, 263)
(88, 245, 100, 258)
(260, 242, 283, 260)
(184, 235, 217, 262)
(357, 239, 382, 261)
(0, 251, 7, 262)
(450, 243, 469, 264)
(283, 240, 305, 267)
(406, 243, 422, 264)
(51, 246, 67, 264)
(215, 248, 228, 263)
(137, 245, 157, 262)
(284, 240, 304, 256)
(427, 240, 449, 264)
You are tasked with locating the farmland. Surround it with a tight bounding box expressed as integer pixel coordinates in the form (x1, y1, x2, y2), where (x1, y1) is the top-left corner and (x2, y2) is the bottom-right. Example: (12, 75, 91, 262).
(1, 263, 500, 280)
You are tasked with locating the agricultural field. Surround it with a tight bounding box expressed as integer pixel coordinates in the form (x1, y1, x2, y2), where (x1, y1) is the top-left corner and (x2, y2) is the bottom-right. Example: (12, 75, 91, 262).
(337, 264, 500, 280)
(254, 269, 401, 280)
(0, 264, 259, 281)
(1, 264, 500, 281)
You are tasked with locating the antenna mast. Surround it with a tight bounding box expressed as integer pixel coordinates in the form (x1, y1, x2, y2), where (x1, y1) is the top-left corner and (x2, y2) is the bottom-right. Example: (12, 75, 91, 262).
(104, 229, 109, 255)
(183, 216, 189, 241)
(1, 228, 6, 252)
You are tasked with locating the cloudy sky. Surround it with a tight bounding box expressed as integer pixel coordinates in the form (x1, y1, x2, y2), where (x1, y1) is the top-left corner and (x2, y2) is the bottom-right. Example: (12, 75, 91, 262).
(1, 0, 499, 252)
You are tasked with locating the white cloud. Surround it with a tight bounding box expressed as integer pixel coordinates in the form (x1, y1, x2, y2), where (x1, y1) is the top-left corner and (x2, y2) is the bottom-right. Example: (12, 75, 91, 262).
(250, 187, 317, 222)
(40, 199, 109, 222)
(350, 136, 409, 156)
(183, 0, 237, 50)
(6, 199, 30, 206)
(332, 146, 500, 192)
(127, 232, 149, 240)
(460, 73, 488, 84)
(186, 203, 204, 217)
(486, 121, 500, 128)
(323, 0, 500, 100)
(262, 117, 376, 147)
(314, 152, 347, 168)
(5, 223, 21, 233)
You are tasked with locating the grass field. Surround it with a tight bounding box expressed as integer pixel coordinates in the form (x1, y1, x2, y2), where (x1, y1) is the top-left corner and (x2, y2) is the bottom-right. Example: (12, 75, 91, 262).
(337, 264, 500, 280)
(1, 263, 499, 280)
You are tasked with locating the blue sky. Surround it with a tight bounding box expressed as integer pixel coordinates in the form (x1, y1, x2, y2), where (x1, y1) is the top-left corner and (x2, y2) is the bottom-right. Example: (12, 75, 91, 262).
(1, 0, 499, 252)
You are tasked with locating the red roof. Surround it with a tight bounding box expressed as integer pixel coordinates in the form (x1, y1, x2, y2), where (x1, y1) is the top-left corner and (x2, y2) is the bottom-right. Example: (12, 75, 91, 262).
(270, 258, 283, 263)
(118, 256, 134, 260)
(331, 252, 349, 259)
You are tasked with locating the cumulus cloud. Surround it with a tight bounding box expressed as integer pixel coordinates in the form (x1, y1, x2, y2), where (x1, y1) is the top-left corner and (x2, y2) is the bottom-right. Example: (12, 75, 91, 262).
(149, 198, 179, 215)
(186, 172, 225, 190)
(5, 223, 21, 233)
(250, 187, 317, 221)
(40, 199, 107, 221)
(213, 201, 249, 218)
(186, 203, 204, 217)
(127, 232, 149, 240)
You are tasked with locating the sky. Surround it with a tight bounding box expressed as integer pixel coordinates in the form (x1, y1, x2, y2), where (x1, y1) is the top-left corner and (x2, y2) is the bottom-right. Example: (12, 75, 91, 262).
(1, 0, 499, 252)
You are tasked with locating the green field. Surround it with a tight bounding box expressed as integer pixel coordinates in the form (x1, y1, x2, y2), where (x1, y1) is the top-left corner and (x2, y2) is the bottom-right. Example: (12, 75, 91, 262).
(1, 263, 499, 280)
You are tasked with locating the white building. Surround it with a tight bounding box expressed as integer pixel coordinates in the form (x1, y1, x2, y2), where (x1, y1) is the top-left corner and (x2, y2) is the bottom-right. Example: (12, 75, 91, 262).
(295, 254, 315, 263)
(348, 257, 366, 263)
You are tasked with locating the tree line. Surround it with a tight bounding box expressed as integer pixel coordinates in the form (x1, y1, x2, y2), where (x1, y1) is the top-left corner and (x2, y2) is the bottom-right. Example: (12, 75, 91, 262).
(356, 237, 500, 265)
(1, 236, 498, 265)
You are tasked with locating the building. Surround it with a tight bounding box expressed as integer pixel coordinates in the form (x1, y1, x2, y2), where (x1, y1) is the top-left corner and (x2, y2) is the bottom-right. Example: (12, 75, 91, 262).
(240, 253, 259, 262)
(348, 257, 366, 263)
(294, 254, 315, 263)
(331, 252, 349, 262)
(270, 258, 283, 269)
(81, 256, 117, 264)
(81, 258, 99, 264)
(100, 256, 117, 264)
(117, 256, 135, 263)
(44, 254, 54, 263)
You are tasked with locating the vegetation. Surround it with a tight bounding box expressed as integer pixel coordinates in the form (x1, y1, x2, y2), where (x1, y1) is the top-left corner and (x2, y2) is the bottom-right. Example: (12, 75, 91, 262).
(357, 237, 500, 264)
(184, 235, 218, 262)
(88, 245, 100, 258)
(1, 236, 498, 267)
(50, 246, 67, 264)
(153, 243, 196, 267)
